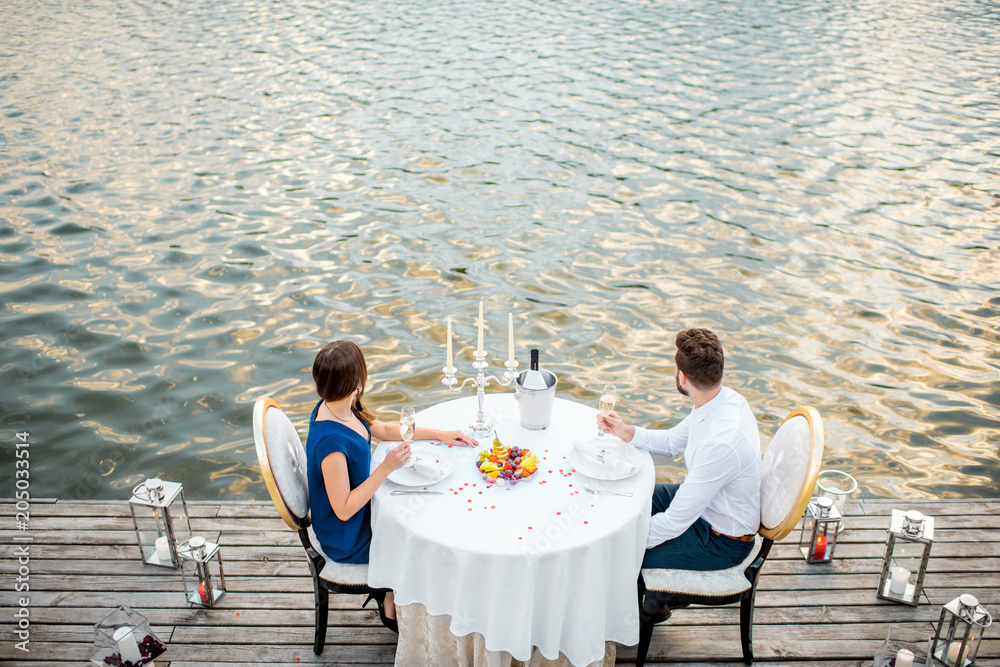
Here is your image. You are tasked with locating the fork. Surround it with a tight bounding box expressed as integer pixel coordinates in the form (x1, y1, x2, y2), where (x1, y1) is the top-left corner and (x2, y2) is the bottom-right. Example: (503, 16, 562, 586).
(583, 487, 633, 497)
(390, 489, 443, 496)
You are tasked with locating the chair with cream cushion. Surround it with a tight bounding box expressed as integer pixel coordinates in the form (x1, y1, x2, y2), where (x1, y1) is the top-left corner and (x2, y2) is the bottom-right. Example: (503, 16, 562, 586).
(252, 397, 383, 655)
(635, 406, 824, 665)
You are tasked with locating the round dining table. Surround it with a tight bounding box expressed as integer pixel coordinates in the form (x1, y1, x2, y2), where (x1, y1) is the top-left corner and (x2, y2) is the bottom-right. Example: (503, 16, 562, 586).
(369, 393, 656, 667)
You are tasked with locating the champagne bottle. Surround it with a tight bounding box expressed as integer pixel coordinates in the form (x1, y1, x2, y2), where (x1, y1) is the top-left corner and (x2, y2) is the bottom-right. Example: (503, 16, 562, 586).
(523, 348, 548, 390)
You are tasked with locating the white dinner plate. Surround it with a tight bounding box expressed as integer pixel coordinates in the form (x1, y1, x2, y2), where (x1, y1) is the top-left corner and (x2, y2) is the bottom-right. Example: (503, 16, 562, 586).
(387, 442, 454, 486)
(569, 440, 643, 481)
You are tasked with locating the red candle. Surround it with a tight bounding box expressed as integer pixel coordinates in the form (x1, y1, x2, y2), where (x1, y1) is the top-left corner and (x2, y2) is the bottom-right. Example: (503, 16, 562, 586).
(198, 581, 208, 604)
(813, 534, 828, 560)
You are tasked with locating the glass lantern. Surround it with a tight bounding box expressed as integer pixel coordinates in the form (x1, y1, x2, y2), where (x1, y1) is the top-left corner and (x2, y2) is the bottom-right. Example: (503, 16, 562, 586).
(178, 536, 227, 608)
(873, 625, 932, 667)
(128, 478, 191, 568)
(799, 496, 841, 563)
(816, 469, 858, 534)
(877, 509, 934, 606)
(89, 604, 166, 666)
(931, 594, 992, 667)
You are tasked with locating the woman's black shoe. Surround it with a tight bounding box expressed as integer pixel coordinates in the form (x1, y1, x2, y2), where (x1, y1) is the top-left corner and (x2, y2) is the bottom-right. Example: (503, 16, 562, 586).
(363, 591, 398, 633)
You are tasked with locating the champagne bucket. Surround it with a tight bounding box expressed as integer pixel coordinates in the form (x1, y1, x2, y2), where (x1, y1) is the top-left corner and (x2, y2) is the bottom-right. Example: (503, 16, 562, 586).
(514, 370, 558, 430)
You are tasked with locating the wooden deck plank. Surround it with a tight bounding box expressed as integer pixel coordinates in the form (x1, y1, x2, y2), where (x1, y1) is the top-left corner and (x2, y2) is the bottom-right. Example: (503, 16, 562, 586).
(11, 570, 997, 595)
(1, 499, 997, 665)
(7, 540, 998, 563)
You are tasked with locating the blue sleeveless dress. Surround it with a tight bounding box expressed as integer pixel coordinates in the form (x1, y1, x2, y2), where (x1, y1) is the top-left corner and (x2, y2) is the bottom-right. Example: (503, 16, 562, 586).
(305, 401, 373, 563)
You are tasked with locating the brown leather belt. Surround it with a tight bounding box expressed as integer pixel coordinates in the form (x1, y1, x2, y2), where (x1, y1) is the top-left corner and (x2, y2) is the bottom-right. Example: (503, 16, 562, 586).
(711, 528, 755, 542)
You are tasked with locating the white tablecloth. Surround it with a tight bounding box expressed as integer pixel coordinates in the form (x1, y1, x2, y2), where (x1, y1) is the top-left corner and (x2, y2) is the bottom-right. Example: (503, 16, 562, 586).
(369, 394, 655, 667)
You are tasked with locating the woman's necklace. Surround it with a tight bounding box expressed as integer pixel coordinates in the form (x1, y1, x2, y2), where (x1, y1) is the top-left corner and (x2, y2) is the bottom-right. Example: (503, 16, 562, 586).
(324, 402, 354, 423)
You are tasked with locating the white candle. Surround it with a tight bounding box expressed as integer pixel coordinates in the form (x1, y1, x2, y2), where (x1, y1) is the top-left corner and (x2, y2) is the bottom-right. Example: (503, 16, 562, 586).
(889, 565, 910, 595)
(155, 536, 171, 563)
(948, 641, 970, 665)
(445, 317, 454, 372)
(113, 626, 142, 664)
(507, 312, 514, 363)
(477, 300, 484, 353)
(895, 648, 914, 667)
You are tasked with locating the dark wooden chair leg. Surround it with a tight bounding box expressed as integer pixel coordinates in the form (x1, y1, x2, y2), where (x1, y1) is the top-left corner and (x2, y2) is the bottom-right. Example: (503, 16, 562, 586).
(636, 617, 654, 667)
(739, 589, 756, 664)
(313, 580, 329, 655)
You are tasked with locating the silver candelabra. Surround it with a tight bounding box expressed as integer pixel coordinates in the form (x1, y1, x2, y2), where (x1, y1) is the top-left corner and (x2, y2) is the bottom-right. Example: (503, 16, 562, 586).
(442, 351, 519, 437)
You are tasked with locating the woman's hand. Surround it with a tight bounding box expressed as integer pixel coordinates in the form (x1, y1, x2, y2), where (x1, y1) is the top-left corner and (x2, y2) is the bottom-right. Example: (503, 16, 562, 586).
(597, 411, 633, 441)
(440, 430, 478, 447)
(381, 441, 413, 472)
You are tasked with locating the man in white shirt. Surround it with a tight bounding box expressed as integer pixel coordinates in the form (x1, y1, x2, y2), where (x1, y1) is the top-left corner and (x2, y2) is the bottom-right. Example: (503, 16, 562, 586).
(598, 328, 761, 571)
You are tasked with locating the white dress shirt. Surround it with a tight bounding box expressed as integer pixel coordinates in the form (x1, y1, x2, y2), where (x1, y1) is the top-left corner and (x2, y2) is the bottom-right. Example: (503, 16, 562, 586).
(631, 386, 761, 549)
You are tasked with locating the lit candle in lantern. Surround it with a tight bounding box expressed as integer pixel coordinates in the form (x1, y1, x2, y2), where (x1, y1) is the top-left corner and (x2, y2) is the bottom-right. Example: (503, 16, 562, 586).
(814, 534, 828, 560)
(889, 565, 910, 595)
(198, 581, 209, 604)
(948, 641, 970, 665)
(445, 317, 454, 373)
(155, 536, 171, 563)
(478, 300, 484, 353)
(895, 648, 914, 667)
(113, 626, 142, 664)
(507, 312, 514, 364)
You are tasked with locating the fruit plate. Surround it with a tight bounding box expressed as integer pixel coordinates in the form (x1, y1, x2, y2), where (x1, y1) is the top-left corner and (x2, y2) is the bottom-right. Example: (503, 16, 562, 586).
(475, 445, 539, 487)
(387, 442, 454, 486)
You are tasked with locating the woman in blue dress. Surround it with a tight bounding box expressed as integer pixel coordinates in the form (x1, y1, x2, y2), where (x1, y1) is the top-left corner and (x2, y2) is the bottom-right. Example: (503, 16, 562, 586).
(306, 340, 477, 631)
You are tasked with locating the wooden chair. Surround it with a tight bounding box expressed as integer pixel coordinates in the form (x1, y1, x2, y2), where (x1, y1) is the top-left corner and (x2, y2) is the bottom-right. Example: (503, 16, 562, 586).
(252, 397, 384, 655)
(635, 406, 824, 665)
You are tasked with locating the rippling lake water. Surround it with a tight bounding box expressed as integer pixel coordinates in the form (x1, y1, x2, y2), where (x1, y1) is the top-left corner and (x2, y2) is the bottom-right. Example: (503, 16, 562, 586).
(1, 0, 998, 501)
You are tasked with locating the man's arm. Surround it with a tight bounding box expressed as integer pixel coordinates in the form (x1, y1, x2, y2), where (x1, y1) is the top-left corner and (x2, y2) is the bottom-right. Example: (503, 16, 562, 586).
(630, 412, 692, 458)
(645, 439, 739, 548)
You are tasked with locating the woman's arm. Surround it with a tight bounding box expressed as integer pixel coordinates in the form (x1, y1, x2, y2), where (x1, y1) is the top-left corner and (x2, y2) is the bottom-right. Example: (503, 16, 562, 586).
(370, 419, 478, 447)
(321, 443, 411, 521)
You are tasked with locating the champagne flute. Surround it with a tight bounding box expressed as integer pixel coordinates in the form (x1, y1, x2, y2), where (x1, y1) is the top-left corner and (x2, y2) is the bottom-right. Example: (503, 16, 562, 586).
(597, 384, 616, 439)
(399, 406, 416, 441)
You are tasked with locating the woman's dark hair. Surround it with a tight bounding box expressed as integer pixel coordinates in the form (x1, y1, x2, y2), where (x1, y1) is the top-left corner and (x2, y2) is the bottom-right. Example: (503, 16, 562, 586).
(312, 340, 377, 426)
(675, 328, 724, 390)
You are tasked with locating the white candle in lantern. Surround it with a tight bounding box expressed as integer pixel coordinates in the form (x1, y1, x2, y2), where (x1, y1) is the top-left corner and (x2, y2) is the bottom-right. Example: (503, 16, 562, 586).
(477, 300, 484, 353)
(507, 312, 514, 364)
(889, 565, 910, 595)
(155, 536, 171, 563)
(113, 626, 142, 664)
(445, 317, 454, 373)
(948, 641, 970, 665)
(895, 648, 914, 667)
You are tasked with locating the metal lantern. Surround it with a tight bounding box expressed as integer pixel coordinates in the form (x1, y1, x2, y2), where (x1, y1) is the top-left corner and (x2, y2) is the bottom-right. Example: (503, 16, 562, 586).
(128, 478, 191, 568)
(877, 509, 934, 606)
(873, 625, 932, 667)
(931, 594, 992, 667)
(178, 536, 227, 608)
(816, 469, 857, 534)
(90, 604, 166, 666)
(799, 496, 841, 563)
